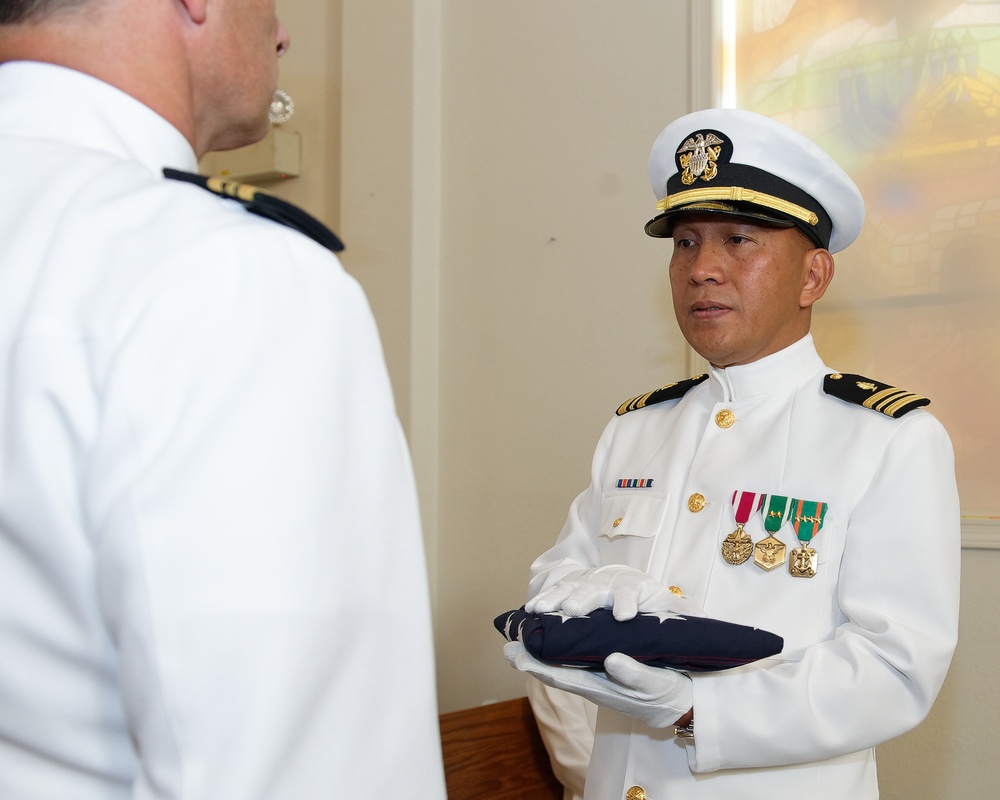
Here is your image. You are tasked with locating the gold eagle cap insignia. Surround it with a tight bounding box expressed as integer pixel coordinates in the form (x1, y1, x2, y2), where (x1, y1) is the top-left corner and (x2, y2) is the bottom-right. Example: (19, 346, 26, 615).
(677, 132, 724, 185)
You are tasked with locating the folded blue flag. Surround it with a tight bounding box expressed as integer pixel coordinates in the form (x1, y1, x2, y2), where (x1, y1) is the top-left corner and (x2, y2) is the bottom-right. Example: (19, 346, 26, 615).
(495, 607, 783, 672)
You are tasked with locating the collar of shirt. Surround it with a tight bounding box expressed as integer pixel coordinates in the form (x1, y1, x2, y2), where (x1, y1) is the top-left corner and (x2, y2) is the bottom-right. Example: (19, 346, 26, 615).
(708, 334, 827, 403)
(0, 60, 198, 176)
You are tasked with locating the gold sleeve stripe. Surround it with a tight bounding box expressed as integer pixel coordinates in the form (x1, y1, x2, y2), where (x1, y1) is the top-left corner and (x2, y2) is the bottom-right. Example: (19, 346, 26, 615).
(615, 375, 706, 416)
(617, 390, 658, 416)
(656, 186, 820, 226)
(862, 388, 929, 416)
(207, 176, 260, 203)
(862, 387, 908, 411)
(883, 393, 930, 417)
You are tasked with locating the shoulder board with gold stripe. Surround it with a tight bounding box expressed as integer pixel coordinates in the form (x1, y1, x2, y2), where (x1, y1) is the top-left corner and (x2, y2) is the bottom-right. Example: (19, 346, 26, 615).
(162, 168, 344, 253)
(616, 374, 708, 416)
(823, 373, 930, 418)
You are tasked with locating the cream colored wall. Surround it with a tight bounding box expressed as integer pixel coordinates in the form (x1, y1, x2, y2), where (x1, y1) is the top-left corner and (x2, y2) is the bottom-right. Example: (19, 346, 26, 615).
(239, 0, 998, 795)
(431, 0, 704, 711)
(876, 548, 1000, 799)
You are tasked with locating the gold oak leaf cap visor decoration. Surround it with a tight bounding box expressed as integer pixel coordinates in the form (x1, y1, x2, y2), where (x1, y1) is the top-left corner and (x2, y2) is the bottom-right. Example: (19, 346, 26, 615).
(644, 108, 865, 254)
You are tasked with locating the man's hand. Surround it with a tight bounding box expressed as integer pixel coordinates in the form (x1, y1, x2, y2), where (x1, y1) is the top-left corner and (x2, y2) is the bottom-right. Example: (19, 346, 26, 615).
(505, 641, 693, 729)
(525, 565, 704, 621)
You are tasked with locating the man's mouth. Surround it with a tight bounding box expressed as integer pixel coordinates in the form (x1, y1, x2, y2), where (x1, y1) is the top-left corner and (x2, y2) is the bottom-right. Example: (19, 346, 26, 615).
(691, 300, 731, 316)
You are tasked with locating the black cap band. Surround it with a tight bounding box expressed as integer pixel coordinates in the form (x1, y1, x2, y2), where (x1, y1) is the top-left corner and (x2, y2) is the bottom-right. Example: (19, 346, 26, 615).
(646, 162, 833, 249)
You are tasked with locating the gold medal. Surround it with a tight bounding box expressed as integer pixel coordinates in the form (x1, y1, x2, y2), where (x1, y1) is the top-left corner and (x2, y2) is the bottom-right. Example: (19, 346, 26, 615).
(721, 523, 753, 565)
(753, 534, 787, 571)
(724, 490, 764, 566)
(754, 494, 793, 572)
(788, 499, 828, 578)
(788, 545, 818, 578)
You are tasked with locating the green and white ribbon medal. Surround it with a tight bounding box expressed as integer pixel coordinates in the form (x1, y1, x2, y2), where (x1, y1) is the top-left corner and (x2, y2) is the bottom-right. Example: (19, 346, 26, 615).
(754, 494, 792, 572)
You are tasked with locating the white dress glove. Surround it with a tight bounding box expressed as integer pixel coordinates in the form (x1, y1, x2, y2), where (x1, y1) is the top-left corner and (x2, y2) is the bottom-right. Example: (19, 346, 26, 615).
(525, 565, 705, 621)
(505, 641, 693, 729)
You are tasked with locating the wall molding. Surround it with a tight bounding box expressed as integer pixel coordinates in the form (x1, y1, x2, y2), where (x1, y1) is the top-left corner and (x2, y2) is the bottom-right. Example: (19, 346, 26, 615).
(411, 0, 443, 599)
(688, 0, 718, 110)
(962, 517, 1000, 550)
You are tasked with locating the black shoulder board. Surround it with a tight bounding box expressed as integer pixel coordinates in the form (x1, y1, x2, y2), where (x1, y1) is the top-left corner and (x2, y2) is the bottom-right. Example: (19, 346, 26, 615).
(616, 374, 708, 416)
(162, 168, 344, 253)
(823, 373, 930, 418)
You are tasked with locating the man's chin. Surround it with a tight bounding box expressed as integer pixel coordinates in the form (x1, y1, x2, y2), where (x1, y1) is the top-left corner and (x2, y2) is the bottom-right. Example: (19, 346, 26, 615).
(203, 117, 271, 157)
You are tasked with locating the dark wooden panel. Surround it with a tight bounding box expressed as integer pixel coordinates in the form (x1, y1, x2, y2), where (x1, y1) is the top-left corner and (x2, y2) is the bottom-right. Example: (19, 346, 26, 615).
(440, 697, 563, 800)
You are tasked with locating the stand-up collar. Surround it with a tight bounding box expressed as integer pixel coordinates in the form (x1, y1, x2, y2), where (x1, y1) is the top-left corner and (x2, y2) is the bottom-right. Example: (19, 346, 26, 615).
(708, 334, 826, 403)
(0, 61, 198, 175)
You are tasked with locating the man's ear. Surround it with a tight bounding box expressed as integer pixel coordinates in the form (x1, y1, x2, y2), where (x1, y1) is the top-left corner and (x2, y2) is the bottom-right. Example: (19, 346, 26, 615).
(799, 248, 835, 309)
(176, 0, 208, 24)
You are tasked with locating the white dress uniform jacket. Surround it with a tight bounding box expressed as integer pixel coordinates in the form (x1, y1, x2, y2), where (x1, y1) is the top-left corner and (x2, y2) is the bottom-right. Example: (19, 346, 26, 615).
(0, 62, 446, 800)
(528, 334, 959, 800)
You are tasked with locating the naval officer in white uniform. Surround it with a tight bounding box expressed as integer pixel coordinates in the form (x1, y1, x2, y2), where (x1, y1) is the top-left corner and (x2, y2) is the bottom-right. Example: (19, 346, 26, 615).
(507, 108, 960, 800)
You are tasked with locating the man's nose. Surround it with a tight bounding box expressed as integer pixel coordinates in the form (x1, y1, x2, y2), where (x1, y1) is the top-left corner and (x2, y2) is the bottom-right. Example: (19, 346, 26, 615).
(687, 243, 725, 284)
(276, 21, 291, 57)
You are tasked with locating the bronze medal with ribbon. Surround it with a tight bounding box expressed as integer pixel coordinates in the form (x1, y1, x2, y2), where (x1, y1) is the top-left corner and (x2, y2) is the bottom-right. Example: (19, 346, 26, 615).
(722, 490, 763, 565)
(788, 499, 828, 578)
(754, 494, 792, 572)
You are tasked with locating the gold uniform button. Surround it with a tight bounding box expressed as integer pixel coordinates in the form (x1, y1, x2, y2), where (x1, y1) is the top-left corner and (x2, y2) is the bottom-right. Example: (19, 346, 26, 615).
(612, 517, 623, 528)
(626, 787, 646, 800)
(715, 408, 735, 428)
(688, 493, 706, 513)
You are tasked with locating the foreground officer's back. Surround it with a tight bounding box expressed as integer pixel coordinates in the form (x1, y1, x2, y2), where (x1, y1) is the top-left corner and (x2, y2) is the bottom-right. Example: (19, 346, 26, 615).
(0, 2, 446, 797)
